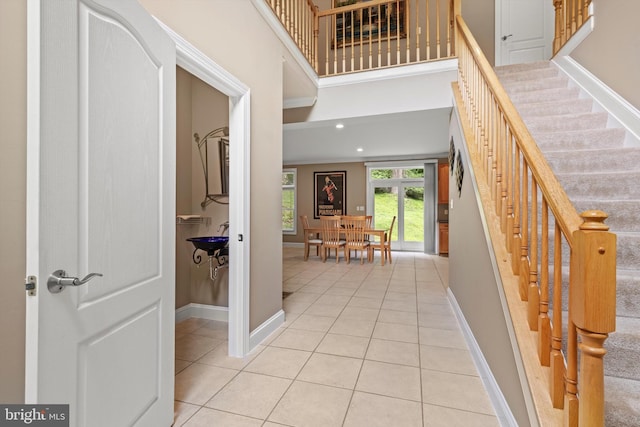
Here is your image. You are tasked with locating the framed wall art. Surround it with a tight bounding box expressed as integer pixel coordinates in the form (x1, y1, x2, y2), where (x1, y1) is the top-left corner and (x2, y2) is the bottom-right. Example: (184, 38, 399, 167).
(314, 171, 346, 218)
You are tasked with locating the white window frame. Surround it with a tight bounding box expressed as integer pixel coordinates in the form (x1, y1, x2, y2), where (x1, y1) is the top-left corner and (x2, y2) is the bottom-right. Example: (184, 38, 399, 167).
(282, 168, 297, 234)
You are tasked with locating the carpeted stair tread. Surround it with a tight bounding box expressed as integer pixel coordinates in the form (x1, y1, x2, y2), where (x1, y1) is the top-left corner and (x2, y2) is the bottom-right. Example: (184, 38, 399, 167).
(515, 98, 593, 118)
(534, 128, 626, 150)
(605, 317, 640, 379)
(616, 271, 640, 318)
(496, 66, 560, 83)
(604, 376, 640, 427)
(544, 147, 640, 173)
(495, 61, 553, 76)
(524, 111, 609, 134)
(555, 170, 640, 200)
(504, 76, 569, 94)
(572, 200, 640, 232)
(508, 86, 581, 105)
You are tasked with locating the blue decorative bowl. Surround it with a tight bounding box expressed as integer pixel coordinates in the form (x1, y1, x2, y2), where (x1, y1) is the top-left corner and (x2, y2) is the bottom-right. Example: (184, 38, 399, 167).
(187, 236, 229, 256)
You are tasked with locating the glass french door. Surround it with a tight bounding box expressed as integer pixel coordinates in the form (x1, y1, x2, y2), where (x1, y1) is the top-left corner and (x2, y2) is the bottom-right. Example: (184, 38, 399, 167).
(368, 165, 427, 252)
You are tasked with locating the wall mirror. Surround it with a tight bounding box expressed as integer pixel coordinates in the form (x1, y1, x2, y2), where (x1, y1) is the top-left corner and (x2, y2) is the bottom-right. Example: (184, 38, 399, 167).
(194, 126, 229, 207)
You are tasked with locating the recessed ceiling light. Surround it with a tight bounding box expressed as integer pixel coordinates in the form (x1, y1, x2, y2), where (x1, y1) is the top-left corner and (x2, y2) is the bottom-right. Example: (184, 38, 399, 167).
(336, 123, 344, 129)
(356, 147, 363, 152)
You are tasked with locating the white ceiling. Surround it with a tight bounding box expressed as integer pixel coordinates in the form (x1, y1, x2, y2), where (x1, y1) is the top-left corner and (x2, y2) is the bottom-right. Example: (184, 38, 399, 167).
(283, 107, 452, 165)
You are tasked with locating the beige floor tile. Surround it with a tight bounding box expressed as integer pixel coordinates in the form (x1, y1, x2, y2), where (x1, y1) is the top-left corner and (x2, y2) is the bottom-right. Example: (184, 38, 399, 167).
(197, 342, 264, 370)
(182, 407, 263, 427)
(316, 333, 370, 359)
(378, 309, 419, 326)
(419, 311, 460, 330)
(343, 391, 422, 427)
(385, 291, 418, 302)
(418, 301, 455, 315)
(175, 318, 211, 335)
(381, 299, 417, 312)
(175, 334, 224, 362)
(269, 327, 325, 351)
(329, 317, 375, 337)
(422, 370, 495, 415)
(173, 401, 199, 427)
(205, 372, 291, 419)
(420, 345, 478, 376)
(244, 346, 311, 379)
(175, 359, 192, 375)
(356, 360, 421, 401)
(423, 404, 500, 427)
(347, 296, 383, 309)
(373, 322, 419, 343)
(286, 292, 321, 303)
(366, 338, 420, 367)
(174, 363, 238, 405)
(315, 294, 351, 307)
(339, 306, 380, 321)
(282, 299, 313, 314)
(288, 314, 336, 332)
(305, 302, 344, 317)
(268, 381, 353, 427)
(297, 353, 363, 389)
(353, 288, 386, 299)
(419, 326, 468, 349)
(325, 286, 357, 296)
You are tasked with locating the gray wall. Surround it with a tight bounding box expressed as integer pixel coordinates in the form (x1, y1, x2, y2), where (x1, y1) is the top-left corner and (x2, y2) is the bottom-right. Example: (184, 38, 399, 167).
(0, 0, 26, 404)
(448, 108, 534, 427)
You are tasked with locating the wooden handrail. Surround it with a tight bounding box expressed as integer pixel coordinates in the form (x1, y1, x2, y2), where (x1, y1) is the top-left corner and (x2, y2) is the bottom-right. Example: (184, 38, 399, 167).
(454, 13, 616, 427)
(553, 0, 592, 55)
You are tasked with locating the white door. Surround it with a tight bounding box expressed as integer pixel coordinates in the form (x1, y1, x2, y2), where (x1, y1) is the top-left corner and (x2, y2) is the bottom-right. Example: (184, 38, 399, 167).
(26, 1, 175, 426)
(497, 0, 555, 65)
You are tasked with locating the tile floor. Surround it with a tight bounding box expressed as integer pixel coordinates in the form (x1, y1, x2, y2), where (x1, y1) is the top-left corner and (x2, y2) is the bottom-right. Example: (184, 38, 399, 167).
(173, 247, 500, 426)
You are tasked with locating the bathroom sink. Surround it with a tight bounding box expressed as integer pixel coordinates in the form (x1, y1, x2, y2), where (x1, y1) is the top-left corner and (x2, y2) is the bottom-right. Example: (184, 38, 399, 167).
(187, 236, 229, 256)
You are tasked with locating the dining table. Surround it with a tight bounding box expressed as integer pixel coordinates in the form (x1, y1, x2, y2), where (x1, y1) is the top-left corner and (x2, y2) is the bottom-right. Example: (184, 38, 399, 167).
(303, 226, 388, 265)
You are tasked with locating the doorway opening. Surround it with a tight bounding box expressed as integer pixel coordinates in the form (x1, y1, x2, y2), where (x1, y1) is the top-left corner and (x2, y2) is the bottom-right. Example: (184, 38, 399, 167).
(159, 20, 252, 357)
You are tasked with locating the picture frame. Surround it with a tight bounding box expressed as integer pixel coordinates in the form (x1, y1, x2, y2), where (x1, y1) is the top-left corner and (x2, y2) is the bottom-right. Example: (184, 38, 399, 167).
(332, 0, 407, 49)
(314, 171, 347, 218)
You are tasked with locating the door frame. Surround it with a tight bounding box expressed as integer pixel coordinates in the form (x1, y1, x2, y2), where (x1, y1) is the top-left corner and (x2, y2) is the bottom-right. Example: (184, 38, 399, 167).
(154, 20, 251, 357)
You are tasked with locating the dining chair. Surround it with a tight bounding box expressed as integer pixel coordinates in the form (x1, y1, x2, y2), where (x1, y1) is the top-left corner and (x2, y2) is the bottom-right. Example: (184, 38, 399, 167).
(320, 215, 346, 263)
(369, 215, 395, 264)
(299, 215, 322, 261)
(342, 215, 370, 264)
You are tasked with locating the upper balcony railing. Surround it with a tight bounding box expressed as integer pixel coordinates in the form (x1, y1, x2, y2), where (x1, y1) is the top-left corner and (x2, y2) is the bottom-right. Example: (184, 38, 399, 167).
(264, 0, 459, 77)
(553, 0, 592, 54)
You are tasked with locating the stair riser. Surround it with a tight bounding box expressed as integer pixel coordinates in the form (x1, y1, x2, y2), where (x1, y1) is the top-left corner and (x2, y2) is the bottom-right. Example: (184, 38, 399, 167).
(516, 99, 593, 118)
(545, 149, 640, 174)
(525, 112, 609, 134)
(557, 173, 640, 201)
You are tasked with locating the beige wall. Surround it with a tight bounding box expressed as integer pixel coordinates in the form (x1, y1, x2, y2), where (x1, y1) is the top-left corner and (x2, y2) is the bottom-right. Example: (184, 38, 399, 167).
(461, 0, 495, 65)
(571, 0, 640, 110)
(0, 0, 26, 403)
(448, 109, 533, 426)
(140, 0, 285, 330)
(283, 162, 367, 244)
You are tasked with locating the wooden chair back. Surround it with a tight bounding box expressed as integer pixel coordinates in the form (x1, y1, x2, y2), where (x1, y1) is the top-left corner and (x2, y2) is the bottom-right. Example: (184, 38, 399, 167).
(342, 215, 370, 264)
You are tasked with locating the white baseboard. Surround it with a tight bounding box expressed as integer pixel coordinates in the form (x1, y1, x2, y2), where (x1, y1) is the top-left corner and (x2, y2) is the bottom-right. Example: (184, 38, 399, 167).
(249, 309, 285, 350)
(448, 289, 518, 427)
(175, 303, 229, 324)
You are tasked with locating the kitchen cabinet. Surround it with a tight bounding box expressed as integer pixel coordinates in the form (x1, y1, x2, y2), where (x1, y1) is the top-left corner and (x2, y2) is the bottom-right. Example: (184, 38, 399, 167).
(438, 163, 449, 204)
(439, 222, 449, 256)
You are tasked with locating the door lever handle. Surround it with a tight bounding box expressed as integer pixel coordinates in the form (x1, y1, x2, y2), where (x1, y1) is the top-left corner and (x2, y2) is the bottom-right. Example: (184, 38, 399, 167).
(501, 34, 513, 41)
(47, 270, 103, 294)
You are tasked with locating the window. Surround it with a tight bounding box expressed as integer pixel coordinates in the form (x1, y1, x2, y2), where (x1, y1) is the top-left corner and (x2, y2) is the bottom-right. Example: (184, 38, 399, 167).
(282, 169, 297, 234)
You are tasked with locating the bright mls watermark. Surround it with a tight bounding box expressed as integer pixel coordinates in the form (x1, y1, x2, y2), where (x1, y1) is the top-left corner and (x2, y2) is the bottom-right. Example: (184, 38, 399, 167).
(0, 405, 69, 426)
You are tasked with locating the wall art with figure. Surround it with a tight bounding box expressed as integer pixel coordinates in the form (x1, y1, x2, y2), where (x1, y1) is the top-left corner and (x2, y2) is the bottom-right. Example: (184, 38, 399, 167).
(314, 171, 346, 218)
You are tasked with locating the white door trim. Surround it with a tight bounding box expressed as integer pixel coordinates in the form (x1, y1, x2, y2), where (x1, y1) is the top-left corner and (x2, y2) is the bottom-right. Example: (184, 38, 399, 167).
(154, 19, 252, 357)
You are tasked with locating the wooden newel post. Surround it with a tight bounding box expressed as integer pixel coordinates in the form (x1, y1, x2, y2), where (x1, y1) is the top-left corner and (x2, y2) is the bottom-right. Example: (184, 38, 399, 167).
(570, 210, 616, 427)
(553, 0, 564, 55)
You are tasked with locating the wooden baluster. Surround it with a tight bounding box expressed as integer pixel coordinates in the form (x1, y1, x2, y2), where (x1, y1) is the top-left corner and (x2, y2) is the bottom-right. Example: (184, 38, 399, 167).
(519, 163, 530, 301)
(342, 12, 347, 73)
(577, 0, 583, 27)
(350, 10, 354, 72)
(583, 0, 591, 23)
(396, 0, 401, 65)
(553, 0, 563, 55)
(571, 0, 577, 36)
(495, 110, 504, 219)
(387, 2, 392, 65)
(426, 0, 431, 60)
(359, 8, 364, 70)
(549, 223, 565, 408)
(407, 0, 412, 63)
(368, 5, 372, 69)
(538, 199, 551, 366)
(565, 320, 579, 427)
(505, 129, 514, 252)
(329, 17, 334, 75)
(378, 5, 382, 67)
(276, 0, 282, 22)
(447, 0, 452, 56)
(511, 147, 521, 275)
(528, 178, 539, 330)
(436, 0, 441, 58)
(572, 211, 616, 426)
(415, 0, 420, 61)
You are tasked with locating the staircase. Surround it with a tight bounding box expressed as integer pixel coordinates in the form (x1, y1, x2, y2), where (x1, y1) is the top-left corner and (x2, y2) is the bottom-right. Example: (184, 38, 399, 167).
(496, 61, 640, 426)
